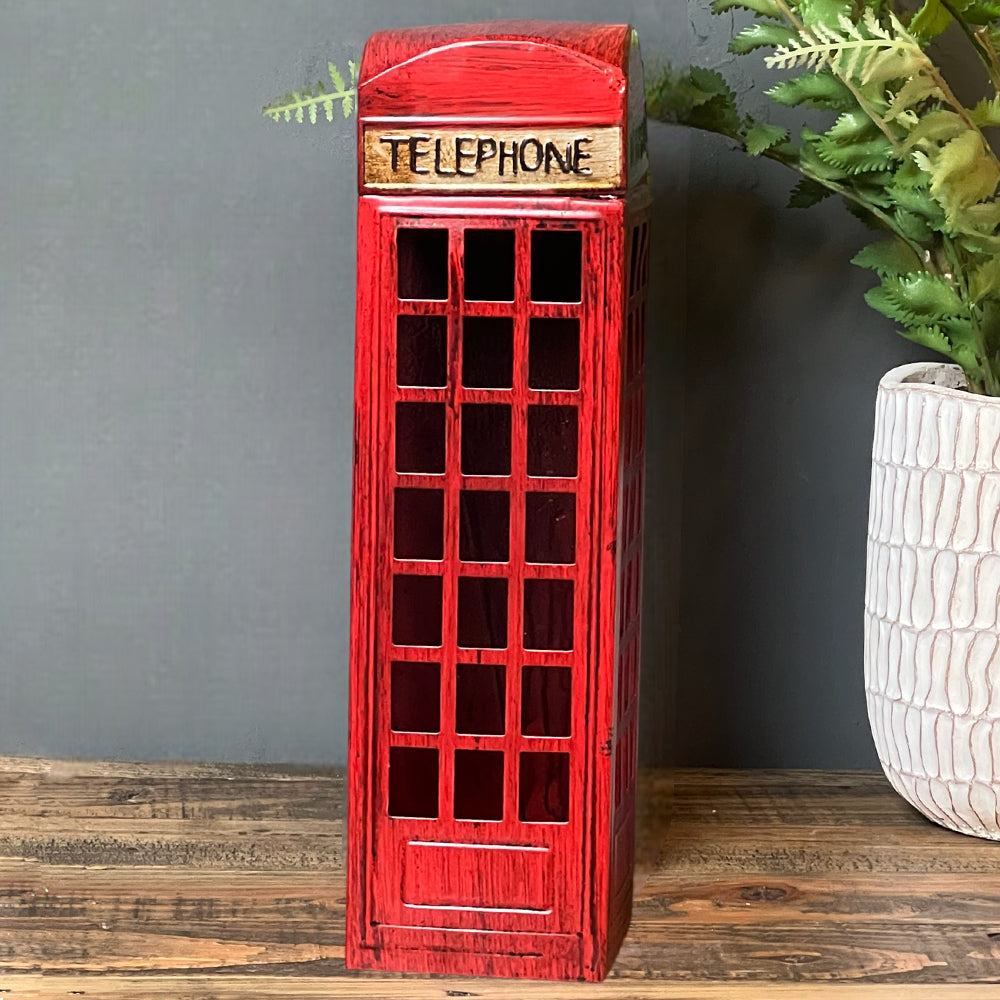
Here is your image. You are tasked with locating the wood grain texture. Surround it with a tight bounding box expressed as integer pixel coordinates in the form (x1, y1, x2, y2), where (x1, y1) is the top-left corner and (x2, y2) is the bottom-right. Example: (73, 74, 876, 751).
(358, 23, 630, 124)
(362, 126, 623, 192)
(2, 759, 1000, 997)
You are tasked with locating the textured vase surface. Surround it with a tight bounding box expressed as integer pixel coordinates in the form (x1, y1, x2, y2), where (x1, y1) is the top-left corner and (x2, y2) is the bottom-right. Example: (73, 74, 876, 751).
(866, 362, 1000, 839)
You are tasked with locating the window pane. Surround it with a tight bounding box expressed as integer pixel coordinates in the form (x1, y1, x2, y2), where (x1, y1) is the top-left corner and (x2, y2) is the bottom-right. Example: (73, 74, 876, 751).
(464, 229, 515, 301)
(463, 316, 513, 388)
(391, 661, 440, 733)
(462, 404, 511, 476)
(525, 492, 575, 564)
(531, 230, 581, 303)
(454, 749, 504, 821)
(523, 579, 573, 651)
(398, 228, 448, 301)
(456, 663, 506, 735)
(529, 318, 579, 390)
(397, 315, 447, 387)
(527, 405, 577, 478)
(519, 751, 569, 823)
(458, 577, 508, 649)
(460, 490, 510, 563)
(389, 747, 439, 818)
(396, 402, 446, 474)
(521, 665, 571, 737)
(392, 574, 443, 647)
(394, 488, 444, 561)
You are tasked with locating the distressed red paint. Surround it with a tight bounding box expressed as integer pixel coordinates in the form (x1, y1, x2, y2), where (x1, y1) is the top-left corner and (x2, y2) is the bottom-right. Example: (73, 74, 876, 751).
(347, 22, 649, 982)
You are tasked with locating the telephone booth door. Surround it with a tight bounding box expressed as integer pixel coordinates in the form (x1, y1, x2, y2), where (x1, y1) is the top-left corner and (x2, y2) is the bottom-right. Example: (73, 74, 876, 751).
(353, 195, 616, 964)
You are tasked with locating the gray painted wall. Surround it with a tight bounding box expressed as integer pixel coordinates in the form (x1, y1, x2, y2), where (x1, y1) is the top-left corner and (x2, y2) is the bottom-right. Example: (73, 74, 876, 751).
(0, 0, 934, 768)
(0, 0, 685, 765)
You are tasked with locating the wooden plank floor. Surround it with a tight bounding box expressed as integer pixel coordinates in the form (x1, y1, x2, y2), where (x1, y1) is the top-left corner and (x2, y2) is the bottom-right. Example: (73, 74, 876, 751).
(1, 758, 999, 998)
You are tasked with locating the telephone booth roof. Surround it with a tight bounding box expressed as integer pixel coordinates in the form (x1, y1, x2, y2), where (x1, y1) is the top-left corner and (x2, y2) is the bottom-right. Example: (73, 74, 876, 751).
(357, 21, 647, 194)
(359, 22, 634, 124)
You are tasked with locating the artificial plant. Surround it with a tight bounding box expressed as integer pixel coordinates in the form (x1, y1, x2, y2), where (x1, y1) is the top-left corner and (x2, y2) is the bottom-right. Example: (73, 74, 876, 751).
(647, 0, 1000, 395)
(263, 61, 358, 122)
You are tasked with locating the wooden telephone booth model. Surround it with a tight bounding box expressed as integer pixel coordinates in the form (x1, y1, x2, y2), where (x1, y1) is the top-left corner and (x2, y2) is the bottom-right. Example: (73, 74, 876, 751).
(347, 22, 650, 982)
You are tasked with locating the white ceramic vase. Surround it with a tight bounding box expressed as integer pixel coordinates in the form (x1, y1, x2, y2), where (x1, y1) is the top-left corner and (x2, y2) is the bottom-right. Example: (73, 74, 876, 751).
(866, 361, 1000, 839)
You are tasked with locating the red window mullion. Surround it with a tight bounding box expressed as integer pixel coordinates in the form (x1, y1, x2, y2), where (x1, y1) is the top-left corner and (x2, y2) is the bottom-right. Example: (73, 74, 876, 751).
(437, 221, 466, 827)
(505, 220, 532, 828)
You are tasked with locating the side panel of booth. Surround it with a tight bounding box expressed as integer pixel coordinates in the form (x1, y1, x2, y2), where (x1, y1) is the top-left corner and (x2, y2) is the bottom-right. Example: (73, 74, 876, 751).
(347, 195, 382, 969)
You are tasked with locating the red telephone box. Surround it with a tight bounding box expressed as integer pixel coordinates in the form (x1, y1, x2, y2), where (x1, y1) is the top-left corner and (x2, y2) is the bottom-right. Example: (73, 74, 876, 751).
(347, 21, 650, 982)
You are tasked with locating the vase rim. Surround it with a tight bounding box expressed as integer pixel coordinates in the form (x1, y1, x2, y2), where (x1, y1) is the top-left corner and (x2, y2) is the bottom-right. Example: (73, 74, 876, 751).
(878, 362, 989, 402)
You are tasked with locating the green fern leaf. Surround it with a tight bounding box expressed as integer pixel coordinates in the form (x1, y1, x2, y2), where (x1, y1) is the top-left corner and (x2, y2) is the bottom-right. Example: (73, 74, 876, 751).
(799, 130, 852, 179)
(893, 207, 935, 241)
(970, 96, 1000, 128)
(329, 62, 345, 91)
(852, 238, 922, 276)
(349, 60, 359, 83)
(867, 272, 966, 323)
(899, 323, 978, 371)
(766, 71, 855, 109)
(711, 0, 782, 15)
(958, 231, 1000, 255)
(826, 109, 882, 143)
(958, 1, 1000, 24)
(788, 176, 833, 207)
(745, 120, 789, 155)
(262, 67, 358, 124)
(815, 132, 896, 173)
(767, 13, 927, 84)
(851, 170, 897, 208)
(970, 258, 1000, 303)
(909, 0, 953, 41)
(841, 196, 885, 228)
(898, 323, 952, 353)
(858, 44, 927, 85)
(646, 66, 742, 139)
(926, 131, 1000, 215)
(730, 22, 798, 54)
(796, 0, 853, 29)
(885, 75, 944, 121)
(954, 201, 1000, 242)
(885, 181, 945, 221)
(903, 109, 967, 149)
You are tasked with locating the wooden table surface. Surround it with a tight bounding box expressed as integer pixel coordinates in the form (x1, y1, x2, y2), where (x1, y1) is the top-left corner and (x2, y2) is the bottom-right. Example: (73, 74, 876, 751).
(1, 757, 998, 998)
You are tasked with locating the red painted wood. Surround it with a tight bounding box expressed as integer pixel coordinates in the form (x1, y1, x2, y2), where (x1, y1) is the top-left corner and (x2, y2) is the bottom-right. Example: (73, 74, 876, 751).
(359, 22, 631, 112)
(347, 22, 649, 983)
(357, 22, 634, 194)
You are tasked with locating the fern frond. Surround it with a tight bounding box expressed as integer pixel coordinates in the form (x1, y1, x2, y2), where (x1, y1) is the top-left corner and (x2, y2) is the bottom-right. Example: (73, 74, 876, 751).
(788, 176, 833, 207)
(866, 272, 967, 323)
(262, 62, 358, 123)
(897, 323, 979, 375)
(711, 0, 782, 15)
(766, 70, 855, 109)
(730, 21, 798, 54)
(744, 119, 789, 154)
(766, 12, 926, 85)
(884, 74, 943, 121)
(812, 110, 901, 173)
(960, 1, 1000, 24)
(902, 109, 967, 149)
(970, 95, 1000, 127)
(851, 238, 923, 276)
